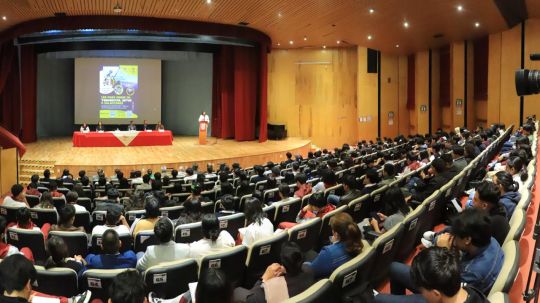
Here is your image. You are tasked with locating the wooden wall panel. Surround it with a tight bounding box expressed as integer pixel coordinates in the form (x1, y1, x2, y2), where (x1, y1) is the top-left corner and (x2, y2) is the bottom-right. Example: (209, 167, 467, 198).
(467, 42, 476, 128)
(0, 148, 18, 195)
(488, 32, 502, 125)
(398, 56, 410, 136)
(380, 53, 399, 139)
(431, 49, 442, 131)
(499, 24, 522, 128)
(415, 51, 430, 135)
(451, 41, 465, 128)
(268, 48, 358, 149)
(357, 46, 379, 141)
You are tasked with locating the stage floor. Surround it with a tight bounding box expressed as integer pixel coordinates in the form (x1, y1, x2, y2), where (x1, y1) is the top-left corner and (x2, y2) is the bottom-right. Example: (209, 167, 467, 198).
(21, 136, 312, 177)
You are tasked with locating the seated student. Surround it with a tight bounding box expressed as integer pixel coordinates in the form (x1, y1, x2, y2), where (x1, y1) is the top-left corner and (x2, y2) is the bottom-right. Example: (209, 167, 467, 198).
(380, 163, 397, 186)
(40, 169, 52, 183)
(65, 191, 87, 213)
(216, 194, 237, 217)
(2, 184, 29, 208)
(0, 216, 20, 258)
(14, 208, 51, 239)
(184, 167, 198, 182)
(265, 166, 281, 190)
(469, 181, 509, 245)
(44, 236, 86, 275)
(33, 191, 55, 209)
(280, 192, 335, 230)
(451, 145, 468, 171)
(328, 175, 362, 207)
(312, 169, 337, 193)
(269, 183, 295, 207)
(0, 254, 36, 303)
(135, 174, 152, 193)
(26, 175, 42, 197)
(136, 217, 190, 271)
(176, 198, 203, 226)
(117, 173, 131, 190)
(131, 196, 161, 236)
(85, 229, 137, 269)
(110, 270, 147, 303)
(188, 214, 235, 259)
(245, 242, 314, 303)
(251, 165, 268, 184)
(50, 204, 85, 233)
(368, 187, 410, 235)
(440, 153, 459, 180)
(360, 168, 380, 195)
(293, 173, 312, 199)
(239, 198, 274, 246)
(376, 209, 504, 302)
(306, 212, 364, 279)
(493, 171, 521, 219)
(94, 187, 124, 214)
(92, 208, 130, 236)
(410, 158, 448, 203)
(48, 180, 65, 198)
(506, 156, 528, 188)
(402, 152, 421, 174)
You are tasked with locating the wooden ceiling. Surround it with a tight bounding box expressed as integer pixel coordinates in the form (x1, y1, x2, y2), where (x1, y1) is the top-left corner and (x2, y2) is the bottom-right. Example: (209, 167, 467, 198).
(0, 0, 533, 54)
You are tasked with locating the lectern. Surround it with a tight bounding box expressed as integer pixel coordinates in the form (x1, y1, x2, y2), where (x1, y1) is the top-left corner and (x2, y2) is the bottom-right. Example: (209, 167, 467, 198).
(199, 120, 208, 145)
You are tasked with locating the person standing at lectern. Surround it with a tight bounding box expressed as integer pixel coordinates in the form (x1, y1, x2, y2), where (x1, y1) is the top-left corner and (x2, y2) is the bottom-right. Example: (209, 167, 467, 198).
(199, 111, 210, 124)
(128, 120, 137, 131)
(80, 123, 90, 133)
(96, 121, 105, 132)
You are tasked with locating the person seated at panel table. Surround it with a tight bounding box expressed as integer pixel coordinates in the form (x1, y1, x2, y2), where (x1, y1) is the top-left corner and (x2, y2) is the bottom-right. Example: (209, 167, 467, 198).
(142, 120, 150, 131)
(155, 121, 165, 131)
(127, 120, 137, 131)
(96, 121, 105, 132)
(79, 123, 90, 133)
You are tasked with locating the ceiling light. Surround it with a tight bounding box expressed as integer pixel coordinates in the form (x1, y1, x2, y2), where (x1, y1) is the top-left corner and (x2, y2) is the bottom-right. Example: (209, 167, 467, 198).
(395, 44, 400, 48)
(113, 2, 122, 13)
(337, 40, 341, 44)
(457, 5, 463, 12)
(303, 36, 307, 41)
(278, 12, 282, 17)
(323, 45, 327, 49)
(289, 40, 294, 45)
(277, 42, 280, 46)
(369, 8, 375, 14)
(2, 16, 6, 21)
(403, 21, 409, 28)
(367, 35, 372, 40)
(206, 0, 211, 3)
(475, 22, 480, 28)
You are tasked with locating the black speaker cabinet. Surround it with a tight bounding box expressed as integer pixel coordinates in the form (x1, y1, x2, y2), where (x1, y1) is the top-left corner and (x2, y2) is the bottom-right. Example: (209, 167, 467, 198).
(268, 124, 287, 140)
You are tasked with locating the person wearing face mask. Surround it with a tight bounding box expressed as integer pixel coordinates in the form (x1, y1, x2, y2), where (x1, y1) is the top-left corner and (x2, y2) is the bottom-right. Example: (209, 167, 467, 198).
(305, 212, 364, 279)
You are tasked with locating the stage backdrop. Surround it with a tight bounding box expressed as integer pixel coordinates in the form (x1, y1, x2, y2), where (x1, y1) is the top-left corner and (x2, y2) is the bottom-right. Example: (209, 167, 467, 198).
(37, 50, 212, 138)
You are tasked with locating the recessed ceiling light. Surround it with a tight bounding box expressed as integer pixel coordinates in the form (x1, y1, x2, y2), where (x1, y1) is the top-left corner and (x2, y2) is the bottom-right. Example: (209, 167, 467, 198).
(289, 40, 294, 45)
(475, 22, 480, 27)
(278, 12, 282, 17)
(277, 42, 281, 46)
(403, 21, 409, 28)
(304, 36, 307, 41)
(457, 5, 463, 12)
(395, 44, 400, 48)
(2, 16, 6, 21)
(369, 8, 375, 14)
(323, 45, 327, 49)
(337, 40, 341, 44)
(206, 0, 211, 4)
(367, 35, 372, 40)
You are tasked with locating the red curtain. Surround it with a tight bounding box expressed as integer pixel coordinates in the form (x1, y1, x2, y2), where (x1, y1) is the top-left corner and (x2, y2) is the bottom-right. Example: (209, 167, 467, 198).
(258, 47, 268, 142)
(439, 45, 451, 107)
(0, 41, 20, 137)
(407, 54, 416, 110)
(20, 45, 37, 143)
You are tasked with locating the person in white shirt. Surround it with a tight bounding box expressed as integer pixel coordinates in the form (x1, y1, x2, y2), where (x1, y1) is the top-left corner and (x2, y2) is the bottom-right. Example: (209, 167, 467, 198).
(239, 197, 274, 246)
(65, 191, 87, 214)
(2, 184, 29, 208)
(91, 208, 130, 236)
(80, 123, 90, 133)
(136, 217, 190, 271)
(198, 111, 210, 124)
(189, 214, 235, 259)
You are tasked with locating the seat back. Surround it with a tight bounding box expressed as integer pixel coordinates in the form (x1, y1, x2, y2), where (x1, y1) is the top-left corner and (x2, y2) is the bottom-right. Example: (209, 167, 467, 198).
(30, 208, 58, 227)
(419, 190, 442, 234)
(7, 227, 47, 261)
(319, 205, 347, 249)
(0, 205, 24, 224)
(488, 240, 519, 296)
(144, 259, 199, 299)
(218, 213, 246, 238)
(274, 198, 302, 224)
(73, 211, 92, 233)
(82, 269, 128, 301)
(517, 190, 532, 210)
(505, 209, 526, 244)
(26, 195, 41, 208)
(160, 205, 184, 220)
(126, 210, 147, 226)
(369, 223, 405, 287)
(288, 218, 322, 253)
(347, 195, 370, 223)
(201, 201, 214, 213)
(34, 266, 79, 297)
(171, 193, 190, 204)
(369, 185, 388, 213)
(175, 222, 203, 244)
(329, 247, 376, 298)
(487, 292, 510, 303)
(52, 197, 66, 209)
(395, 204, 426, 261)
(134, 231, 159, 253)
(282, 279, 334, 303)
(200, 245, 248, 287)
(91, 233, 133, 254)
(263, 188, 279, 204)
(49, 231, 88, 257)
(77, 198, 92, 212)
(263, 205, 276, 225)
(244, 232, 288, 287)
(324, 184, 344, 199)
(92, 210, 107, 227)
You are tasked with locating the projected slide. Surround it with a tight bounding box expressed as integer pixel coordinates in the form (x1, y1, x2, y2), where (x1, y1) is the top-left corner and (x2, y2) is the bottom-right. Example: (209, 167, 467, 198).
(99, 65, 139, 119)
(75, 58, 161, 124)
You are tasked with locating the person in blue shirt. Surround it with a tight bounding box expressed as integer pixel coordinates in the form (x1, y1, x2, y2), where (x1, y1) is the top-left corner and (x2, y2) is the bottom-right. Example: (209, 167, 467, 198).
(493, 171, 521, 219)
(375, 208, 504, 303)
(305, 212, 364, 279)
(85, 229, 137, 269)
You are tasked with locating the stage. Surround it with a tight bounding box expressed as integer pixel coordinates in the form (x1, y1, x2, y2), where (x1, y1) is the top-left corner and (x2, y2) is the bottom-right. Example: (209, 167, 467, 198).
(20, 136, 312, 179)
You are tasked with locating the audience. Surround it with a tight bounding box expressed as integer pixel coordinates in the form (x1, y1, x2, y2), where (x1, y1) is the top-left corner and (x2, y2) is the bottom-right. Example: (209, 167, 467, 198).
(0, 216, 19, 258)
(293, 173, 312, 198)
(469, 181, 509, 245)
(92, 207, 130, 236)
(50, 204, 85, 232)
(0, 254, 36, 303)
(328, 175, 362, 206)
(48, 181, 65, 198)
(2, 184, 29, 208)
(33, 191, 55, 209)
(176, 198, 203, 226)
(279, 192, 335, 230)
(188, 214, 235, 259)
(368, 187, 410, 235)
(110, 270, 147, 303)
(239, 198, 274, 246)
(65, 191, 87, 213)
(360, 169, 380, 195)
(85, 229, 137, 269)
(493, 171, 521, 218)
(136, 217, 189, 271)
(44, 236, 86, 274)
(306, 212, 363, 279)
(131, 196, 161, 236)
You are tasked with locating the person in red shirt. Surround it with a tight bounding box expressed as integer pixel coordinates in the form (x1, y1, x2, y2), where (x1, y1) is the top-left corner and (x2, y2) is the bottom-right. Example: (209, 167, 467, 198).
(279, 192, 335, 229)
(49, 180, 65, 198)
(293, 173, 312, 199)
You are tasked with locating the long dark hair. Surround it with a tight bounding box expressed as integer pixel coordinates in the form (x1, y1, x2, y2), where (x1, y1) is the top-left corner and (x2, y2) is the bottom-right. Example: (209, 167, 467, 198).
(507, 156, 528, 182)
(382, 187, 410, 217)
(244, 197, 265, 225)
(494, 171, 519, 193)
(202, 214, 221, 242)
(330, 213, 363, 256)
(195, 269, 232, 303)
